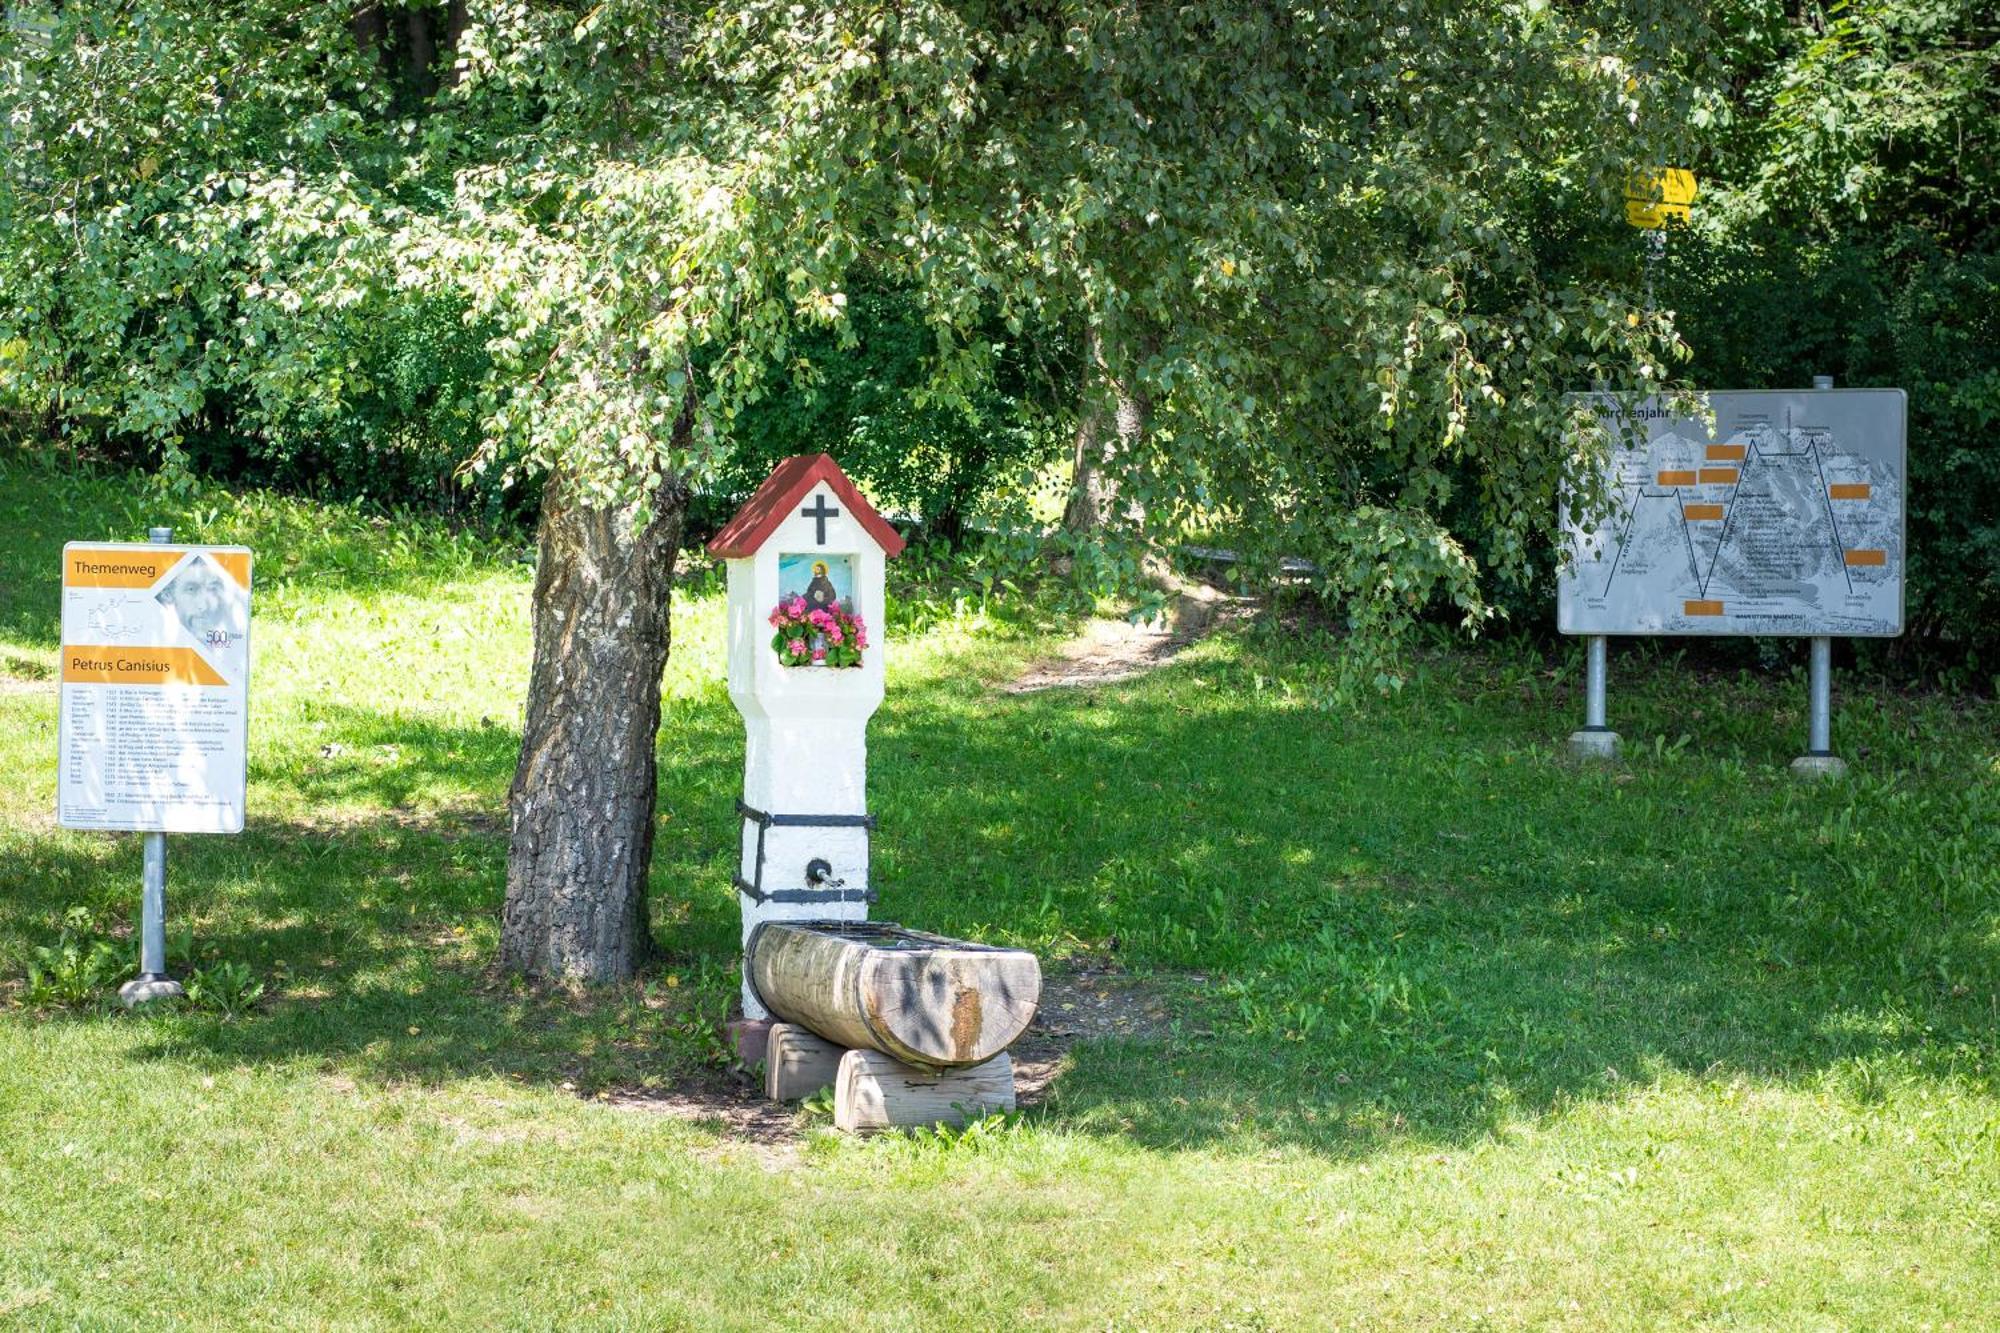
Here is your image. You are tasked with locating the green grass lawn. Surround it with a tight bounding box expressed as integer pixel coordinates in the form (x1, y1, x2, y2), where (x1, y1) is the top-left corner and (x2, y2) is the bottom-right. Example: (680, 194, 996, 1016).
(2, 452, 1997, 1329)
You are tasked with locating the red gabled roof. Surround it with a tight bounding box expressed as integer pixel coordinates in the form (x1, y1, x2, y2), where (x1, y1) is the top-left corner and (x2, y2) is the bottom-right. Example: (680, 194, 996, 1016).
(706, 453, 906, 559)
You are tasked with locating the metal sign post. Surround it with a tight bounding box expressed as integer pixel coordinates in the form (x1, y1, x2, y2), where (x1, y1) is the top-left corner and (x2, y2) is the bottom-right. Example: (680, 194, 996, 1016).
(119, 526, 186, 1005)
(1568, 634, 1622, 759)
(1789, 377, 1850, 779)
(1791, 634, 1848, 779)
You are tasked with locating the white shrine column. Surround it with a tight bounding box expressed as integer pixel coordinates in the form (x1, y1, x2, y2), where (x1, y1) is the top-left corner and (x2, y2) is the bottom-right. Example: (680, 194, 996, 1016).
(708, 455, 904, 1022)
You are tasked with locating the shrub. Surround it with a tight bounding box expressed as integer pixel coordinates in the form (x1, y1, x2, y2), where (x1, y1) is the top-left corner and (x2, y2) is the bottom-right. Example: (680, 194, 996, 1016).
(1662, 227, 2000, 662)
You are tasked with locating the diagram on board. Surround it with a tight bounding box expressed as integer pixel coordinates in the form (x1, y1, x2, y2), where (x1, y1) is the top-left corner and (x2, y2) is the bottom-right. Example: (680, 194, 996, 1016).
(1558, 390, 1905, 637)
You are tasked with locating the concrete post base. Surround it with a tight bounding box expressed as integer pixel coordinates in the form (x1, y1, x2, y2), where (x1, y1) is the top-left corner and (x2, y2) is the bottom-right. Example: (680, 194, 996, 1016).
(1567, 729, 1622, 761)
(118, 975, 184, 1007)
(1790, 753, 1848, 780)
(727, 1018, 774, 1067)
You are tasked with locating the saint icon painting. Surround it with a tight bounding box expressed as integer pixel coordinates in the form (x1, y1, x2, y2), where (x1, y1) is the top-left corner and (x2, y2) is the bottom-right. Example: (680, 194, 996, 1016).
(779, 552, 855, 614)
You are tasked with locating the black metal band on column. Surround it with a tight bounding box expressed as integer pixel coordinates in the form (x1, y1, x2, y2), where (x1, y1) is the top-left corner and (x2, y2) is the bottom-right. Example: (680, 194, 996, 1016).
(732, 800, 877, 905)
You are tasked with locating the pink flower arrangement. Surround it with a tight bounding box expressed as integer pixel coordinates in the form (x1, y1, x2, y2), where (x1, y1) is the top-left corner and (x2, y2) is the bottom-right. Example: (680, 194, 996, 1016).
(769, 596, 867, 668)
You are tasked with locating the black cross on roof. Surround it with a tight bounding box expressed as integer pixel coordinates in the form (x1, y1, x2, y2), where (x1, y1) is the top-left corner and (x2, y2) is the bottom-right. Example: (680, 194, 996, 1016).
(801, 493, 840, 544)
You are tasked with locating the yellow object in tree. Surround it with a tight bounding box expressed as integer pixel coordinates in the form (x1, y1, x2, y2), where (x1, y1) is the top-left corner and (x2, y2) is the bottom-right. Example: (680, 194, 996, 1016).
(1624, 168, 1697, 229)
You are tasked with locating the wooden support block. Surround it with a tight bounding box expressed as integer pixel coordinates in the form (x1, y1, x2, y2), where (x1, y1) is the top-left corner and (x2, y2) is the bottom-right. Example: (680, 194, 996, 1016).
(764, 1023, 846, 1102)
(833, 1049, 1015, 1134)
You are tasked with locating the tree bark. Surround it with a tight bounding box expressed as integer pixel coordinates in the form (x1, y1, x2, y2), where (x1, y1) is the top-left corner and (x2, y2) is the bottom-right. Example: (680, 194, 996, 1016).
(441, 0, 470, 88)
(1061, 322, 1152, 535)
(404, 6, 436, 97)
(499, 468, 688, 984)
(350, 4, 388, 68)
(1062, 323, 1113, 535)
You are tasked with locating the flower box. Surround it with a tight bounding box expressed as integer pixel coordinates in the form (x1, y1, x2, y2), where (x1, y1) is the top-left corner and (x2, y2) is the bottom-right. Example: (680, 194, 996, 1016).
(769, 594, 868, 668)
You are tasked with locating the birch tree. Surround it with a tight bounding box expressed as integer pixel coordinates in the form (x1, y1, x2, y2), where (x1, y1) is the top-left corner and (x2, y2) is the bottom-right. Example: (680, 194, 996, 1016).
(2, 1, 1706, 980)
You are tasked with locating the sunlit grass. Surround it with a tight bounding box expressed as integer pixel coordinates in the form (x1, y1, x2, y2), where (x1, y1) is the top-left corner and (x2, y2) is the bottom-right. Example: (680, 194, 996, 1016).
(2, 453, 1997, 1328)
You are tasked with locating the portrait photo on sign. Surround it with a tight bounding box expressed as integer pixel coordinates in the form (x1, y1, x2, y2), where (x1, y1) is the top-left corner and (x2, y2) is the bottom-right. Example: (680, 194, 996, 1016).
(778, 552, 855, 614)
(157, 553, 247, 660)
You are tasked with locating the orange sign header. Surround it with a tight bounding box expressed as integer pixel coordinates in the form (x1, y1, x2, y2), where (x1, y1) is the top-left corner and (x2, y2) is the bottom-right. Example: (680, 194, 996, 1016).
(63, 543, 252, 591)
(65, 547, 177, 588)
(63, 645, 227, 687)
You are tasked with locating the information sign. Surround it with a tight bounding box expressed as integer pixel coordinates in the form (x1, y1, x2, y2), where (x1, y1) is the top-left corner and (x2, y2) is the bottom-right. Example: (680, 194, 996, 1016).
(1559, 390, 1905, 637)
(58, 542, 252, 832)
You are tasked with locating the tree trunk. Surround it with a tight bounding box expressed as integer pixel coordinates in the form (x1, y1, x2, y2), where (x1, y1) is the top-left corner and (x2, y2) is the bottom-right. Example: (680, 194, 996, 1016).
(1062, 323, 1152, 535)
(1061, 323, 1113, 535)
(441, 0, 471, 87)
(404, 6, 436, 97)
(349, 4, 386, 57)
(499, 469, 688, 984)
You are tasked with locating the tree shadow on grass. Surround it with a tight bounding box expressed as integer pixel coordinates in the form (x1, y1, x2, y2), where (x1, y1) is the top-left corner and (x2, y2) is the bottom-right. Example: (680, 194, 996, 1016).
(6, 650, 1995, 1160)
(2, 821, 752, 1096)
(866, 653, 2000, 1156)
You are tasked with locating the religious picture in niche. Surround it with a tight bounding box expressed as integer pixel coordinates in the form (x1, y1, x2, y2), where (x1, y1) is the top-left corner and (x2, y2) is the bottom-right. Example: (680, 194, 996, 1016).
(779, 553, 854, 612)
(770, 553, 867, 668)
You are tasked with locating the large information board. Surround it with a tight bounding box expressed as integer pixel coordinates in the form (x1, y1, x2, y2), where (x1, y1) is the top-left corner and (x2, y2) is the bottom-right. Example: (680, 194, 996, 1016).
(58, 543, 252, 832)
(1558, 390, 1905, 637)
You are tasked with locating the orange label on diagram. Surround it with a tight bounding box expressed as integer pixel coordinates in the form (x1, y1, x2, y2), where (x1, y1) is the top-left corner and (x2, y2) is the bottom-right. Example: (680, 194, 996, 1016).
(1657, 470, 1698, 487)
(1706, 444, 1746, 461)
(1683, 504, 1724, 521)
(1829, 484, 1871, 501)
(62, 646, 226, 687)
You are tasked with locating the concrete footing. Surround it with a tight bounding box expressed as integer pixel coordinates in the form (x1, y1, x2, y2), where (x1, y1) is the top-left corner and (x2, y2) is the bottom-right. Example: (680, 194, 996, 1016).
(834, 1049, 1016, 1134)
(765, 1023, 845, 1101)
(1567, 728, 1622, 761)
(1790, 753, 1849, 780)
(118, 975, 184, 1007)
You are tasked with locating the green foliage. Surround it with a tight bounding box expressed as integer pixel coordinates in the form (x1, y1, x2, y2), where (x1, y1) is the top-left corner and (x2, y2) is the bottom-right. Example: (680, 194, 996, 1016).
(882, 1106, 1030, 1153)
(23, 907, 129, 1008)
(715, 283, 1066, 543)
(1663, 226, 2000, 655)
(184, 960, 267, 1020)
(0, 0, 1701, 669)
(884, 528, 1127, 643)
(174, 293, 518, 524)
(1649, 0, 2000, 660)
(656, 960, 738, 1071)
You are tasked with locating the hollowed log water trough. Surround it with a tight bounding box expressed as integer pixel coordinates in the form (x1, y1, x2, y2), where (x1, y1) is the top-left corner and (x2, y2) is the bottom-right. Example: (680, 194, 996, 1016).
(747, 921, 1041, 1072)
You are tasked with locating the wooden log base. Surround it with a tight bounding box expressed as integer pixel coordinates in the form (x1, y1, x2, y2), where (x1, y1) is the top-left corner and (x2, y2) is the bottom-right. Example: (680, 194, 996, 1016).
(833, 1049, 1016, 1134)
(749, 921, 1041, 1069)
(764, 1023, 846, 1101)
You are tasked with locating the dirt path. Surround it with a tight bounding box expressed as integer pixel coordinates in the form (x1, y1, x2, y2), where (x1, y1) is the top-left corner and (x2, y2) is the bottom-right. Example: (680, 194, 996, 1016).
(1003, 579, 1249, 694)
